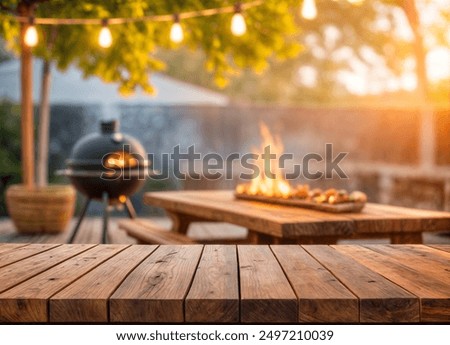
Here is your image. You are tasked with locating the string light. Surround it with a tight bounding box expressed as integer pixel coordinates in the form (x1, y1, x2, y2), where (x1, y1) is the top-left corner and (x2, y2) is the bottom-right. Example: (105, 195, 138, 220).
(24, 17, 38, 47)
(301, 0, 317, 20)
(98, 19, 112, 48)
(170, 14, 184, 43)
(231, 2, 247, 36)
(1, 2, 264, 47)
(2, 1, 263, 25)
(3, 0, 368, 48)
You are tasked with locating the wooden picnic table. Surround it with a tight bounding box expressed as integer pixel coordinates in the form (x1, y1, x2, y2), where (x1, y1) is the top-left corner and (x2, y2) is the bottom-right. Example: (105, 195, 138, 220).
(0, 243, 448, 323)
(143, 190, 450, 244)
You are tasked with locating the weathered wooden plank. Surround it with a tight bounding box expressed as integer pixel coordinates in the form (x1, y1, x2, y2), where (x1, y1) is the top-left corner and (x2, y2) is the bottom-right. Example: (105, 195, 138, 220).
(145, 191, 355, 238)
(365, 245, 450, 284)
(50, 245, 156, 323)
(0, 243, 60, 268)
(0, 243, 29, 255)
(119, 219, 197, 244)
(271, 245, 358, 323)
(185, 245, 239, 323)
(428, 244, 450, 253)
(70, 217, 102, 244)
(346, 206, 406, 235)
(238, 245, 297, 323)
(333, 245, 450, 322)
(304, 245, 419, 323)
(365, 204, 450, 232)
(0, 244, 94, 294)
(110, 245, 203, 323)
(0, 245, 127, 323)
(144, 191, 450, 240)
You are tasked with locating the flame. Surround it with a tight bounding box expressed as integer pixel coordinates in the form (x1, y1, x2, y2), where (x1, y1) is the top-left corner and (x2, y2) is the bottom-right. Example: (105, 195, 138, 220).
(235, 124, 368, 205)
(237, 122, 292, 198)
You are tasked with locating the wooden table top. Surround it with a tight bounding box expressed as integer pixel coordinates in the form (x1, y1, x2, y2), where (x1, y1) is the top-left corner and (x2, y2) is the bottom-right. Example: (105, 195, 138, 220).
(144, 190, 450, 239)
(0, 243, 448, 323)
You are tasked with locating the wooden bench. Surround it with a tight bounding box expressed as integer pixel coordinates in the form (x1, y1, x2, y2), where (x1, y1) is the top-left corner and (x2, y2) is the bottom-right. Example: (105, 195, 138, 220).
(118, 219, 249, 244)
(119, 219, 197, 244)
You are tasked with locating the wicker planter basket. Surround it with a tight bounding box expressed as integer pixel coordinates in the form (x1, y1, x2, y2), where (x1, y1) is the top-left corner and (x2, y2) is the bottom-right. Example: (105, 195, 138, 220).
(6, 184, 76, 233)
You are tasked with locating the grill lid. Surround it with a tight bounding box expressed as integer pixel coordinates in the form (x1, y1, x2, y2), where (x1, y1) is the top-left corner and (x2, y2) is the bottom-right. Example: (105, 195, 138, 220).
(66, 120, 149, 170)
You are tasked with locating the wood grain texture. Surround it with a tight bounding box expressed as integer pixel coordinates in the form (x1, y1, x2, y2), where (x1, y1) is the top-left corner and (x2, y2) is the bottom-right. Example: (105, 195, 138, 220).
(119, 219, 197, 244)
(368, 204, 450, 232)
(238, 245, 297, 323)
(0, 244, 448, 324)
(0, 243, 60, 268)
(366, 245, 450, 282)
(0, 243, 29, 255)
(144, 191, 450, 242)
(0, 245, 127, 322)
(271, 245, 358, 323)
(110, 245, 203, 323)
(145, 190, 355, 238)
(303, 245, 419, 323)
(428, 244, 450, 253)
(334, 245, 450, 322)
(185, 245, 239, 323)
(50, 245, 157, 323)
(71, 217, 102, 244)
(345, 205, 406, 235)
(0, 244, 94, 294)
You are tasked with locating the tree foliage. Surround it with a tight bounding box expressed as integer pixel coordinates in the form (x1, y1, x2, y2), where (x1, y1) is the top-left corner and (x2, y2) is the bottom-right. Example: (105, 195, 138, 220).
(0, 0, 447, 104)
(159, 0, 450, 105)
(0, 0, 301, 94)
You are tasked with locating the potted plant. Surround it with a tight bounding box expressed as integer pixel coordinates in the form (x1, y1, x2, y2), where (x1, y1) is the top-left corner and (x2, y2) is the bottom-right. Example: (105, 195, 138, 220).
(5, 1, 75, 233)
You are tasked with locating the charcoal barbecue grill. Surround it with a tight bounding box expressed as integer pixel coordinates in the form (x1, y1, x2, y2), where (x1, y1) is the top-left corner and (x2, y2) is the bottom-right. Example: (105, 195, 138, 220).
(59, 120, 151, 243)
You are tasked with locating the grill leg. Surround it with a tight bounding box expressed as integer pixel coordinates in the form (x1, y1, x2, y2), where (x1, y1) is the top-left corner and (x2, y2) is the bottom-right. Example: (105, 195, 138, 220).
(101, 192, 109, 244)
(67, 198, 91, 244)
(124, 198, 137, 219)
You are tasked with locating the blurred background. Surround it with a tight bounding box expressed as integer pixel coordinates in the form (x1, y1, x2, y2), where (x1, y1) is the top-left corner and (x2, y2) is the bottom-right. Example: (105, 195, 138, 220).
(0, 0, 449, 216)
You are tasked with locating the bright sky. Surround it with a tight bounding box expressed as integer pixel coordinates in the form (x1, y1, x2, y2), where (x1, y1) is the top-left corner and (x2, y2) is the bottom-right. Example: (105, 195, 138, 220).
(298, 0, 450, 95)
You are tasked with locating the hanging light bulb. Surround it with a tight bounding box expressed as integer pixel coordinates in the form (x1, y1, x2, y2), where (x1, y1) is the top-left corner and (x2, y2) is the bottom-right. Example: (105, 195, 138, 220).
(24, 17, 38, 47)
(170, 14, 184, 43)
(231, 3, 246, 36)
(98, 19, 112, 48)
(301, 0, 317, 20)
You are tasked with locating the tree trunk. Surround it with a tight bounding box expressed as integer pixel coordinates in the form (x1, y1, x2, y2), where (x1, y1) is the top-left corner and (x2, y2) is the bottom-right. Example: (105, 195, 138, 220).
(401, 0, 428, 101)
(18, 2, 35, 190)
(36, 60, 52, 187)
(401, 0, 434, 169)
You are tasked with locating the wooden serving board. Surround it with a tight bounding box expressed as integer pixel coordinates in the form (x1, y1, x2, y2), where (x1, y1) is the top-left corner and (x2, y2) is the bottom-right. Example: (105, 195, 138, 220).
(234, 193, 366, 213)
